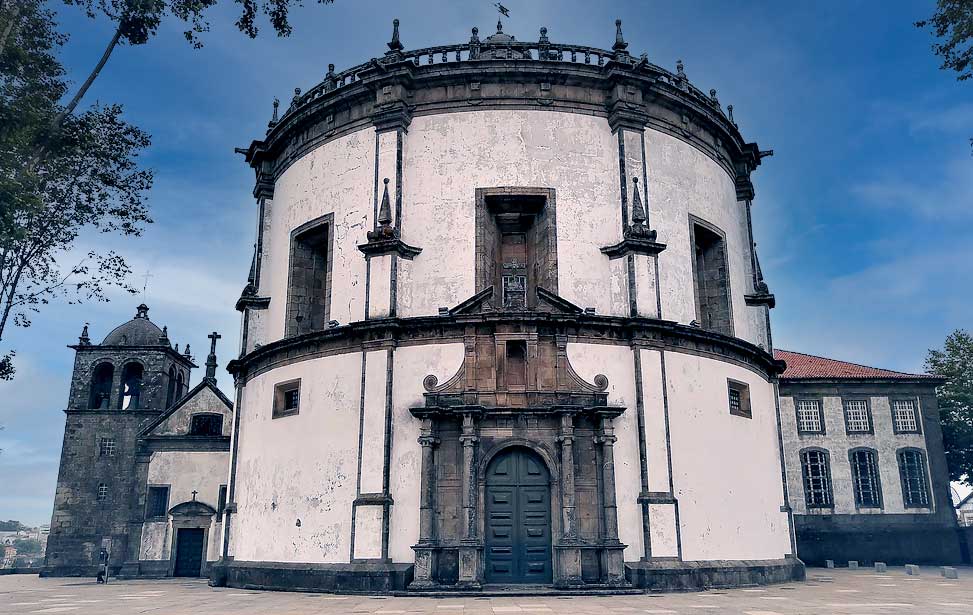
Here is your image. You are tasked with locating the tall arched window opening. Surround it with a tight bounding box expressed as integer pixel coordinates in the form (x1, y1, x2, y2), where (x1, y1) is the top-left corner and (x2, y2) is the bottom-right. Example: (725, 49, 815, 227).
(89, 363, 114, 409)
(119, 363, 144, 410)
(166, 366, 177, 408)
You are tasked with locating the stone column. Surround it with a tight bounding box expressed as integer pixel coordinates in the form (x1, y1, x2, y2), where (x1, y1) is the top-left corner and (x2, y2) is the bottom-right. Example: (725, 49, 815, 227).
(555, 410, 583, 587)
(411, 417, 440, 588)
(457, 410, 482, 588)
(596, 413, 628, 586)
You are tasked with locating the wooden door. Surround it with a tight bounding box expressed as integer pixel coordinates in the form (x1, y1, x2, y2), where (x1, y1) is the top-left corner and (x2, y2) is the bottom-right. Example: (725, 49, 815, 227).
(173, 528, 205, 577)
(485, 447, 552, 584)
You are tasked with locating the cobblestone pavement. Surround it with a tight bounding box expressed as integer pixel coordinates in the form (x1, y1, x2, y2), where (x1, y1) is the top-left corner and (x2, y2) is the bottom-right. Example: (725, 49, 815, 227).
(1, 567, 971, 614)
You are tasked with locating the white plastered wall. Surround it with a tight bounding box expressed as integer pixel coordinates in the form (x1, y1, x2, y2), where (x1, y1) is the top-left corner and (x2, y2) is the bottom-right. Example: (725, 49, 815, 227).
(645, 129, 766, 348)
(230, 353, 362, 563)
(566, 342, 642, 561)
(396, 110, 626, 319)
(664, 352, 791, 561)
(139, 451, 228, 562)
(387, 342, 466, 562)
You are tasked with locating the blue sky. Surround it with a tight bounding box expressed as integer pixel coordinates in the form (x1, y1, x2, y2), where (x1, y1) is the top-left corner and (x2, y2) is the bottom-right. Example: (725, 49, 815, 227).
(1, 0, 971, 524)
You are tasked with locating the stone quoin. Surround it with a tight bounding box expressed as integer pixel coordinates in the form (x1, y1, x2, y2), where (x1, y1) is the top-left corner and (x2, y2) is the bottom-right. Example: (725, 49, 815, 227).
(217, 18, 802, 592)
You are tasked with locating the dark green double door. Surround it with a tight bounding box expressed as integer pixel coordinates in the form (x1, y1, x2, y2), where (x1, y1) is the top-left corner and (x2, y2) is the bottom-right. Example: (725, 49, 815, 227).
(485, 447, 553, 584)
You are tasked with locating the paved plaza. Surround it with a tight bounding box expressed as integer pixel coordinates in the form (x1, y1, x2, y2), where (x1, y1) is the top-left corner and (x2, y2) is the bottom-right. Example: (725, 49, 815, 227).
(0, 567, 971, 614)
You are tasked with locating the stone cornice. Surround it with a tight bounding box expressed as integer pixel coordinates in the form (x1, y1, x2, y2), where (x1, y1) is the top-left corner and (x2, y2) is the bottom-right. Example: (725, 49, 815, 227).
(67, 344, 197, 368)
(241, 51, 765, 188)
(227, 312, 782, 384)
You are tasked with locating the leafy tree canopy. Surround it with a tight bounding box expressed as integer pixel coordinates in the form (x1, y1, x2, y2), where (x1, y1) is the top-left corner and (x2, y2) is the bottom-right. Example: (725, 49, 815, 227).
(925, 329, 973, 486)
(916, 0, 973, 81)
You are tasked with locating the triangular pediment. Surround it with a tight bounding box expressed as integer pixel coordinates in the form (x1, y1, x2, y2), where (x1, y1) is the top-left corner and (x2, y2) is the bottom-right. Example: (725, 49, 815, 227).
(139, 380, 232, 438)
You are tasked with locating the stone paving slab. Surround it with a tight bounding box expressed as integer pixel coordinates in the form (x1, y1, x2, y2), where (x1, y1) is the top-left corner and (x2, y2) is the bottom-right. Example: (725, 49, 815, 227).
(0, 568, 971, 614)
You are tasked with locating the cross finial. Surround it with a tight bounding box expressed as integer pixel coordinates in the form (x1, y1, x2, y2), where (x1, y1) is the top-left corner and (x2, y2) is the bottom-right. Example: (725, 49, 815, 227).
(140, 271, 153, 297)
(205, 331, 221, 381)
(191, 490, 198, 501)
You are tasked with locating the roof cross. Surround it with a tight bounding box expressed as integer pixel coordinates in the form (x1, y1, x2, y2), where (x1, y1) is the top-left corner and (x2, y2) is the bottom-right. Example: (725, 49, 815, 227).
(191, 490, 198, 501)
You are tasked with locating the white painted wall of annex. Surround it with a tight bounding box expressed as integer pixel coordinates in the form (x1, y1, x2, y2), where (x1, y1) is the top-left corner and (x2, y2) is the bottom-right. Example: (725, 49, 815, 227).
(779, 394, 932, 515)
(230, 353, 362, 563)
(139, 451, 227, 562)
(664, 352, 790, 561)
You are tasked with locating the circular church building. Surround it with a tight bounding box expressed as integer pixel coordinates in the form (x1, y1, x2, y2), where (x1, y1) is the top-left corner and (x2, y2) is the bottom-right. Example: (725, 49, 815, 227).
(218, 19, 802, 592)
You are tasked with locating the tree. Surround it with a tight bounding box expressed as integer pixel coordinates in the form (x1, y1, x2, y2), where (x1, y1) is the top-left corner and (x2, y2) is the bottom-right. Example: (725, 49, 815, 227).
(11, 538, 42, 553)
(916, 1, 973, 152)
(0, 0, 334, 379)
(0, 0, 151, 380)
(925, 329, 973, 486)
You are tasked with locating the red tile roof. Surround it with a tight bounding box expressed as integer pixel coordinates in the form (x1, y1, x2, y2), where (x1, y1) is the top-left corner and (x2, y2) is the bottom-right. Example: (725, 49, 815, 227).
(774, 349, 939, 381)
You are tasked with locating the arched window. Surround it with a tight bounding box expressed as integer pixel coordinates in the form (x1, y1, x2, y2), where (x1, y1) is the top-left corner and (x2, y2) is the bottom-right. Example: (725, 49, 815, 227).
(897, 448, 930, 508)
(176, 372, 185, 399)
(88, 362, 114, 409)
(800, 448, 833, 508)
(849, 448, 882, 508)
(189, 414, 223, 436)
(119, 362, 144, 410)
(165, 366, 177, 408)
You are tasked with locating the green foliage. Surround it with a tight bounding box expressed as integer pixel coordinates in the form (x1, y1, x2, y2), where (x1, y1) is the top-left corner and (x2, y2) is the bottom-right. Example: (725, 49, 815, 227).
(925, 329, 973, 486)
(11, 538, 42, 553)
(0, 0, 152, 379)
(916, 0, 973, 82)
(64, 0, 335, 48)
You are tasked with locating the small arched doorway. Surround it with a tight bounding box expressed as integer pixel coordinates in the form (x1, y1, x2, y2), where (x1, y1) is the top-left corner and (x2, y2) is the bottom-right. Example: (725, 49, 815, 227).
(484, 447, 552, 584)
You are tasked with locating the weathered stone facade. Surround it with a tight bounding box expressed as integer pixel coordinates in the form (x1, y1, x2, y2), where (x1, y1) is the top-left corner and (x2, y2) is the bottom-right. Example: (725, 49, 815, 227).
(776, 350, 962, 566)
(43, 308, 232, 579)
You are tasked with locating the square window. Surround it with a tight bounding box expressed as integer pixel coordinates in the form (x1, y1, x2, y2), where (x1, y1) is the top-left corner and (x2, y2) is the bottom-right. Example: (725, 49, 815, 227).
(727, 379, 751, 418)
(99, 437, 116, 457)
(145, 486, 169, 519)
(96, 483, 109, 501)
(844, 400, 871, 433)
(796, 399, 824, 434)
(273, 379, 301, 418)
(892, 399, 920, 433)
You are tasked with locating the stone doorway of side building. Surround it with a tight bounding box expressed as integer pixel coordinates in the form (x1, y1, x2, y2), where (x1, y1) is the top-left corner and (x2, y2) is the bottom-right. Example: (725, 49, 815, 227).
(484, 446, 553, 584)
(173, 528, 205, 577)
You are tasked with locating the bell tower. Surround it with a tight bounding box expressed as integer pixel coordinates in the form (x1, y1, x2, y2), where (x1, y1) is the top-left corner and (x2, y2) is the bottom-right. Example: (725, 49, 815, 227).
(44, 305, 196, 576)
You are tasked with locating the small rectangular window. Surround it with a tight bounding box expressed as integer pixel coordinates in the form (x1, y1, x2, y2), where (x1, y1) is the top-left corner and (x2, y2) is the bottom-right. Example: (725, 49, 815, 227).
(843, 400, 871, 433)
(217, 485, 228, 520)
(99, 437, 116, 457)
(96, 483, 109, 502)
(898, 449, 930, 508)
(189, 414, 223, 436)
(727, 379, 751, 418)
(146, 486, 169, 519)
(273, 379, 301, 418)
(892, 399, 920, 433)
(796, 399, 824, 434)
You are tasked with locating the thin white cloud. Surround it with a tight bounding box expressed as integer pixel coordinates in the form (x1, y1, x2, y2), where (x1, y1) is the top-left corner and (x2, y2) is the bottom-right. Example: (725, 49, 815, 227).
(851, 157, 973, 221)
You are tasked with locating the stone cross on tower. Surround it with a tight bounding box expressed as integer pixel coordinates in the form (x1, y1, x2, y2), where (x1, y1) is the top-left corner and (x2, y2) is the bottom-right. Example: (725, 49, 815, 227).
(204, 331, 221, 383)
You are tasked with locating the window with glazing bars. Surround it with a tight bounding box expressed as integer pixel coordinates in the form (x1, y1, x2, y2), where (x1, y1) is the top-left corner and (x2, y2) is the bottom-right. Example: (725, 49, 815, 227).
(796, 400, 823, 433)
(850, 449, 881, 507)
(96, 483, 109, 501)
(892, 399, 919, 432)
(844, 400, 871, 433)
(99, 437, 116, 457)
(800, 449, 833, 507)
(898, 449, 930, 507)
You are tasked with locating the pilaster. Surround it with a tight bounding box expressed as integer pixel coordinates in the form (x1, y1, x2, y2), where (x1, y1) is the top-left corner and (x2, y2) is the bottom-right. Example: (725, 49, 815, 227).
(554, 410, 583, 587)
(457, 410, 482, 588)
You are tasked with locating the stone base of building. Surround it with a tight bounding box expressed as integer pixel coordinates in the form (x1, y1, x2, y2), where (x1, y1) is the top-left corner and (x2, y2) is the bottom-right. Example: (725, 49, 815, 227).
(39, 565, 105, 578)
(210, 560, 415, 594)
(795, 517, 964, 566)
(625, 558, 805, 592)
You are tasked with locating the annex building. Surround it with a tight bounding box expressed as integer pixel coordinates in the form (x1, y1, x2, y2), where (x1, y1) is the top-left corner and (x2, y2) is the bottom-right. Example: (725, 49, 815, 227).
(42, 18, 964, 592)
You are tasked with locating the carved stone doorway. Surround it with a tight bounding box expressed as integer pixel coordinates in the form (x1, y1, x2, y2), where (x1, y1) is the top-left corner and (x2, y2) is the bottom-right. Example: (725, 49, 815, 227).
(484, 447, 553, 584)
